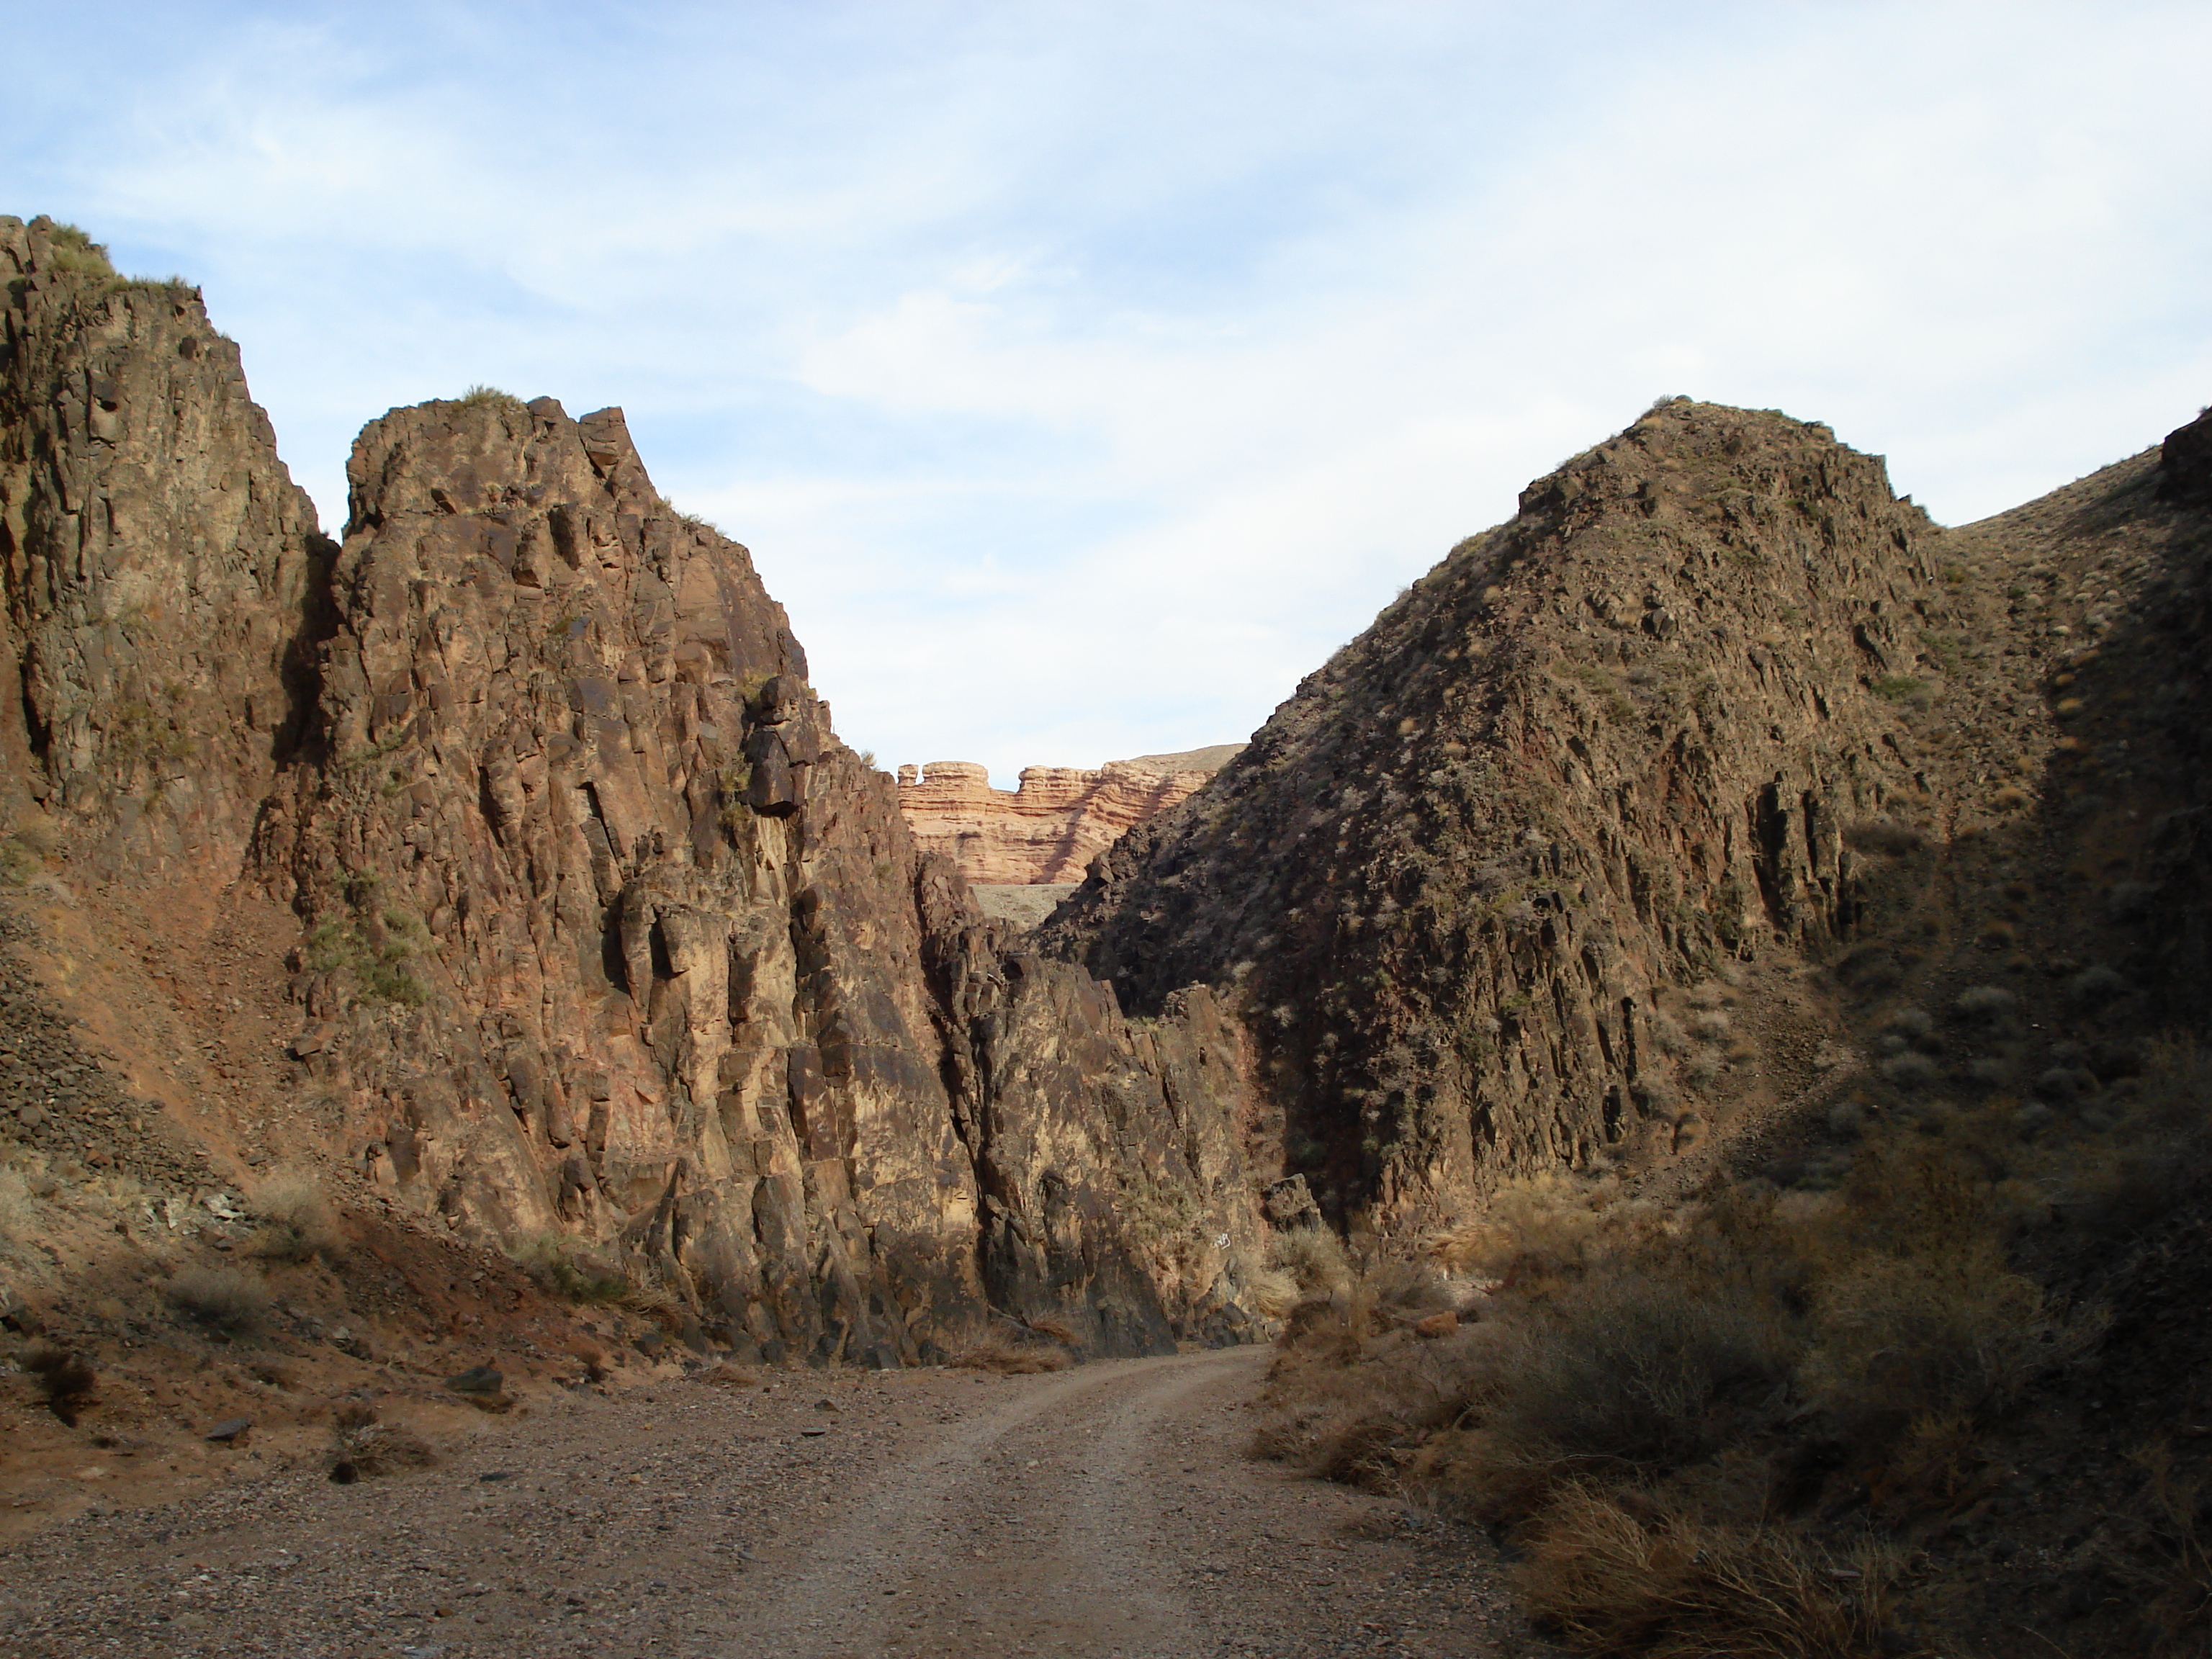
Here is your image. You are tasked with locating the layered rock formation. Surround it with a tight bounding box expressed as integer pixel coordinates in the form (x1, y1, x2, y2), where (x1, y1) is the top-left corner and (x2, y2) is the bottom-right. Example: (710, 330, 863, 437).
(1043, 400, 1965, 1227)
(896, 747, 1236, 885)
(0, 215, 1272, 1364)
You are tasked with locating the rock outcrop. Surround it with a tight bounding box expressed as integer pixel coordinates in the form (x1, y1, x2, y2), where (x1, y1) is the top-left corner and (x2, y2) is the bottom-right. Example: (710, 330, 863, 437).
(0, 217, 332, 878)
(1043, 400, 1964, 1228)
(0, 217, 1274, 1364)
(896, 748, 1235, 885)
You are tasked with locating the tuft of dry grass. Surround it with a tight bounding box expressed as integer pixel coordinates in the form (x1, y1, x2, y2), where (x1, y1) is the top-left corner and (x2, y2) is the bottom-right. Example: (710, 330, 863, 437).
(1516, 1483, 1894, 1658)
(953, 1325, 1072, 1375)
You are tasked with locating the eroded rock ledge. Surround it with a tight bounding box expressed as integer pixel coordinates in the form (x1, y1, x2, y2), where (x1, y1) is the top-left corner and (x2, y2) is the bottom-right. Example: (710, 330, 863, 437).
(896, 747, 1237, 885)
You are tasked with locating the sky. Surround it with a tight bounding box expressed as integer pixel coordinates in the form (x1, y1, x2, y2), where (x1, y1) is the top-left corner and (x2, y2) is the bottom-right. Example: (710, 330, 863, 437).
(6, 1, 2209, 786)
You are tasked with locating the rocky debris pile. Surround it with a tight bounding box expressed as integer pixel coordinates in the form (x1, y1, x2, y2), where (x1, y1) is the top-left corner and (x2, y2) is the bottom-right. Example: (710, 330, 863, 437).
(896, 749, 1236, 886)
(0, 912, 210, 1192)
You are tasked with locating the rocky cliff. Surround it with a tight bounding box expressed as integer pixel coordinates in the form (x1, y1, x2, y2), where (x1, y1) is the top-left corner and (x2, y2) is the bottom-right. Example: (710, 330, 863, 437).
(0, 217, 331, 877)
(1042, 399, 1983, 1228)
(896, 750, 1234, 885)
(0, 215, 1272, 1365)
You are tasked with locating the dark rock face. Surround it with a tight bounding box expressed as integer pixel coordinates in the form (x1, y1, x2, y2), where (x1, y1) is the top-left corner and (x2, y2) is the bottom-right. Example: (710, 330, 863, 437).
(251, 393, 1269, 1360)
(0, 216, 332, 876)
(2159, 407, 2212, 507)
(0, 222, 1269, 1362)
(1043, 402, 1946, 1228)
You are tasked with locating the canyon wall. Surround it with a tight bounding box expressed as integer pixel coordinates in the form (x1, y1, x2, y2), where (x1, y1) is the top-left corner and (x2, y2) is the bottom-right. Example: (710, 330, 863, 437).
(0, 219, 331, 878)
(1043, 400, 1961, 1229)
(0, 215, 1273, 1364)
(896, 752, 1234, 885)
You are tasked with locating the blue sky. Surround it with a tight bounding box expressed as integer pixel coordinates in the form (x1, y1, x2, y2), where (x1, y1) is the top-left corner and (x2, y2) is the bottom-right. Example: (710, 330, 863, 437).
(8, 1, 2209, 784)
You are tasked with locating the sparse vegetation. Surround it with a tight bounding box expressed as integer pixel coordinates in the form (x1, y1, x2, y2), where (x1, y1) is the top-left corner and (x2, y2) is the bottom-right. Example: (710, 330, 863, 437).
(167, 1265, 272, 1334)
(250, 1172, 341, 1263)
(304, 873, 429, 1007)
(510, 1233, 633, 1303)
(458, 384, 528, 418)
(43, 222, 114, 278)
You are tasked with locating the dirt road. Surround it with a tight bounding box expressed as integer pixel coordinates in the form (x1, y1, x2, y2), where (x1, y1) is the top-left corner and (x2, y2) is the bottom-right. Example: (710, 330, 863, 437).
(0, 1346, 1541, 1658)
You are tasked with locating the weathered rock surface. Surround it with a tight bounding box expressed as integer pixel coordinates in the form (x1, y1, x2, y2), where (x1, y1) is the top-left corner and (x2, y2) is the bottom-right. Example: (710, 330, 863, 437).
(1043, 401, 1959, 1227)
(896, 747, 1236, 885)
(0, 227, 1273, 1364)
(0, 216, 332, 878)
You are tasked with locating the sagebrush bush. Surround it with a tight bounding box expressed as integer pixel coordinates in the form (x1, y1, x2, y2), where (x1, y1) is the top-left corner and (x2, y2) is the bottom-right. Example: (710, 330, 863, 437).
(251, 1172, 340, 1262)
(328, 1403, 437, 1482)
(1267, 1225, 1352, 1297)
(168, 1265, 272, 1334)
(1483, 1264, 1796, 1473)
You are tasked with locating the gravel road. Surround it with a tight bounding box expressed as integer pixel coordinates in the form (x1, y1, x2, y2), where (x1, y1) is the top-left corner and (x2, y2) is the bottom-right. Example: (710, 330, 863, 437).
(0, 1346, 1543, 1658)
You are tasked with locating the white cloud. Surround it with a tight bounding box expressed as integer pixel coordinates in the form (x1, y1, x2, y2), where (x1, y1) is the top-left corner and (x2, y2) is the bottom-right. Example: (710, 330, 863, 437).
(6, 1, 2208, 785)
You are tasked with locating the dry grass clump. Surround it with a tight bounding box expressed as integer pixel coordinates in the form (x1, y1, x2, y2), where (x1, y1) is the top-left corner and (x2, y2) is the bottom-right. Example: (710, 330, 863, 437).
(1516, 1483, 1894, 1658)
(167, 1264, 272, 1334)
(952, 1323, 1072, 1375)
(250, 1171, 341, 1263)
(1249, 1264, 1303, 1318)
(328, 1402, 437, 1483)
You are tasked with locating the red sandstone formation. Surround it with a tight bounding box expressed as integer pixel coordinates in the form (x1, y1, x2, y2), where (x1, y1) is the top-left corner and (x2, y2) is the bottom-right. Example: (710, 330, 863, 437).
(895, 748, 1238, 885)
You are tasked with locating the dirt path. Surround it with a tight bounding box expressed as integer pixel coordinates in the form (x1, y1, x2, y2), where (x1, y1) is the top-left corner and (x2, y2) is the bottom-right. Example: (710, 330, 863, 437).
(0, 1347, 1543, 1658)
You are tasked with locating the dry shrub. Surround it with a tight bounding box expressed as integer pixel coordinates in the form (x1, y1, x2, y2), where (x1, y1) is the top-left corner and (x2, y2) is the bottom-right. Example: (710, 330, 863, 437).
(168, 1265, 271, 1334)
(1426, 1218, 1511, 1275)
(251, 1171, 341, 1263)
(953, 1326, 1071, 1375)
(1458, 1172, 1609, 1280)
(1516, 1483, 1893, 1658)
(1483, 1265, 1795, 1478)
(2061, 1040, 2212, 1236)
(328, 1404, 437, 1482)
(1804, 1133, 2105, 1426)
(1256, 1316, 1483, 1487)
(2108, 1439, 2212, 1650)
(21, 1344, 96, 1425)
(1802, 1246, 2098, 1426)
(1249, 1266, 1301, 1319)
(510, 1233, 631, 1302)
(1267, 1226, 1352, 1298)
(1019, 1311, 1079, 1346)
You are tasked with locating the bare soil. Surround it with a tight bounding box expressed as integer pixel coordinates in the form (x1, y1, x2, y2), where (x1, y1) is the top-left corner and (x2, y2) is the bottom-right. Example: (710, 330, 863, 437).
(0, 1346, 1547, 1658)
